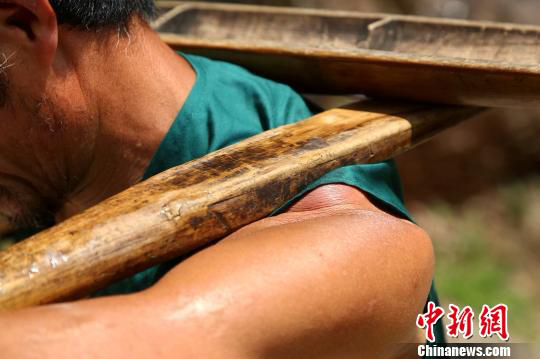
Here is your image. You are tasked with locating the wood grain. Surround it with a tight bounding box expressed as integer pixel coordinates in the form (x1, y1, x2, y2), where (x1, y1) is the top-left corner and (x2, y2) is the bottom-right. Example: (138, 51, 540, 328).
(0, 100, 483, 310)
(155, 2, 540, 108)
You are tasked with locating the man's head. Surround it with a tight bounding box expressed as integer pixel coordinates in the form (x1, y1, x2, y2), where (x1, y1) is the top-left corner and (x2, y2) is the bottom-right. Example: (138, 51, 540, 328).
(50, 0, 155, 29)
(0, 0, 157, 104)
(0, 0, 158, 231)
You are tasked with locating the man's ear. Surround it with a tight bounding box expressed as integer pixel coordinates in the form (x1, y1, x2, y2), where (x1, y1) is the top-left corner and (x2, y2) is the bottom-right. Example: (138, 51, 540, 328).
(0, 0, 58, 66)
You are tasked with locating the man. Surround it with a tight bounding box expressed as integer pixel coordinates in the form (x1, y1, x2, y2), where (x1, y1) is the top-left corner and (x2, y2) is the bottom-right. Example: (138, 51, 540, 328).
(0, 1, 437, 357)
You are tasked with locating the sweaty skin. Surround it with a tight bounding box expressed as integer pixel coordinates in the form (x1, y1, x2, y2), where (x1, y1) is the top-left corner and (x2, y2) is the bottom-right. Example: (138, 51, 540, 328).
(0, 185, 434, 359)
(0, 1, 434, 358)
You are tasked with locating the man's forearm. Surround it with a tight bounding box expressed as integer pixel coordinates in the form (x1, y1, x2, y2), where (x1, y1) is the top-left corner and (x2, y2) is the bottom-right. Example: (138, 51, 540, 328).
(0, 294, 152, 359)
(0, 291, 246, 359)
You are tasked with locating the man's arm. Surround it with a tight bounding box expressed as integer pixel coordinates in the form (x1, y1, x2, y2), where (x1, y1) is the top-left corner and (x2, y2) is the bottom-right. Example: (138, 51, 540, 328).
(0, 184, 434, 359)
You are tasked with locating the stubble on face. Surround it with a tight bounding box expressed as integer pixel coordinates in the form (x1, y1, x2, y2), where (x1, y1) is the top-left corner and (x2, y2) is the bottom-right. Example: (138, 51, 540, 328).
(0, 182, 55, 233)
(0, 51, 15, 108)
(0, 70, 9, 109)
(0, 65, 60, 232)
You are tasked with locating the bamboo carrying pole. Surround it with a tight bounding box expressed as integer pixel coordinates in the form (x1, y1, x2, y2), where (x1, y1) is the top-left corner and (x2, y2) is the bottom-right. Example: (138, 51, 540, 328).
(0, 101, 483, 310)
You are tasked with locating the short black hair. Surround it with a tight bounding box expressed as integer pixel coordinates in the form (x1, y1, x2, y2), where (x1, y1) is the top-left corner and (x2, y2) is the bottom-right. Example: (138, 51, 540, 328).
(49, 0, 156, 29)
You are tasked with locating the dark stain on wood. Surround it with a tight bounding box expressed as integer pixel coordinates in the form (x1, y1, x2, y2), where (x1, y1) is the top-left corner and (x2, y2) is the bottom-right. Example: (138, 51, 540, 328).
(188, 216, 205, 230)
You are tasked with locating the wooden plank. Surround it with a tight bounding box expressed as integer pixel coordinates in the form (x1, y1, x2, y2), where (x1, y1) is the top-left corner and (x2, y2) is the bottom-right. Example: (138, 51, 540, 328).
(154, 1, 540, 108)
(0, 100, 483, 309)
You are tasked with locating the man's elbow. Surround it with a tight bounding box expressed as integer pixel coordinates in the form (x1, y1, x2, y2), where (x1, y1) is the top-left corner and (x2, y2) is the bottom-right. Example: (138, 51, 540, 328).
(400, 219, 434, 319)
(394, 216, 435, 288)
(356, 210, 435, 346)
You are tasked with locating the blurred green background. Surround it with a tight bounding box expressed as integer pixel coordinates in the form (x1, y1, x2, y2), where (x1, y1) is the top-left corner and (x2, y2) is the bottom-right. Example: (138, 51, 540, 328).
(2, 0, 539, 348)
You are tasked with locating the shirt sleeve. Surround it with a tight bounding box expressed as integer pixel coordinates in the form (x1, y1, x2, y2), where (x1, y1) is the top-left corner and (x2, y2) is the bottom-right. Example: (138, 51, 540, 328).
(265, 82, 411, 221)
(271, 163, 412, 221)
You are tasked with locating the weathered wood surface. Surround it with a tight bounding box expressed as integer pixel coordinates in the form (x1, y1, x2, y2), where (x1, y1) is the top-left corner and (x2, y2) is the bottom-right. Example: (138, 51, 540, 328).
(154, 1, 540, 108)
(0, 101, 482, 310)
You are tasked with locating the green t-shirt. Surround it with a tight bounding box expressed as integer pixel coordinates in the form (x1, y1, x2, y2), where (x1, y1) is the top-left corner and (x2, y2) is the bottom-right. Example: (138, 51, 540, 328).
(95, 53, 444, 343)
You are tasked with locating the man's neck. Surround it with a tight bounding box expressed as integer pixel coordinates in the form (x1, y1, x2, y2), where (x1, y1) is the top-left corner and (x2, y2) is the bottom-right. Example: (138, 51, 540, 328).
(55, 21, 196, 222)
